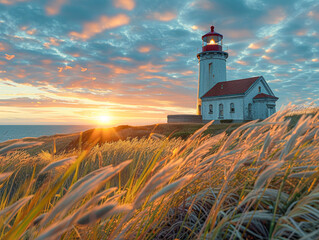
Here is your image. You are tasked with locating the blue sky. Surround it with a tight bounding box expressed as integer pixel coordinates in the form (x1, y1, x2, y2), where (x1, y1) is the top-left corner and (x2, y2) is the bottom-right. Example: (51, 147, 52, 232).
(0, 0, 318, 125)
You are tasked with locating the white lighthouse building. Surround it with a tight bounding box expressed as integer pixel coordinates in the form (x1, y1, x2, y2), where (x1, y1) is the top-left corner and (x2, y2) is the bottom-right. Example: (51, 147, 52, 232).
(167, 25, 278, 123)
(197, 26, 278, 123)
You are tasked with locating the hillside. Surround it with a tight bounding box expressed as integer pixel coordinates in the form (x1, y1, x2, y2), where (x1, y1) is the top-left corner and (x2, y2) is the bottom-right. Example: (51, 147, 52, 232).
(0, 122, 242, 156)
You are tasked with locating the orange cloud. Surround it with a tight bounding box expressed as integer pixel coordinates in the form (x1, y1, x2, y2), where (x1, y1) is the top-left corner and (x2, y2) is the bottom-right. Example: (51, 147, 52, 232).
(104, 64, 131, 74)
(81, 67, 88, 72)
(0, 43, 7, 51)
(248, 41, 265, 49)
(21, 27, 37, 35)
(110, 57, 133, 62)
(46, 0, 68, 16)
(65, 65, 72, 70)
(312, 58, 319, 62)
(223, 29, 253, 39)
(265, 48, 274, 53)
(41, 59, 52, 65)
(295, 29, 307, 36)
(113, 0, 135, 10)
(189, 0, 214, 10)
(191, 25, 198, 30)
(226, 66, 236, 70)
(181, 70, 194, 76)
(138, 46, 152, 53)
(27, 29, 36, 35)
(152, 11, 176, 21)
(5, 54, 15, 60)
(236, 60, 248, 65)
(261, 7, 286, 24)
(165, 56, 176, 62)
(69, 14, 130, 40)
(262, 55, 288, 65)
(0, 0, 28, 4)
(308, 11, 319, 20)
(138, 63, 163, 73)
(43, 37, 62, 49)
(262, 55, 271, 60)
(58, 67, 63, 72)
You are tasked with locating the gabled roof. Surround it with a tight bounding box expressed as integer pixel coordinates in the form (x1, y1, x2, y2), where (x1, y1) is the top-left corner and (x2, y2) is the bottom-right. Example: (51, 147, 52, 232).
(253, 93, 278, 100)
(202, 76, 260, 98)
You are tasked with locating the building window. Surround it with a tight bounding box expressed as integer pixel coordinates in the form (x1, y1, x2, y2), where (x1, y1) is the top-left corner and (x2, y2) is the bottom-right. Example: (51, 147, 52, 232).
(209, 104, 213, 114)
(219, 104, 224, 118)
(248, 103, 252, 119)
(230, 103, 235, 113)
(258, 86, 261, 93)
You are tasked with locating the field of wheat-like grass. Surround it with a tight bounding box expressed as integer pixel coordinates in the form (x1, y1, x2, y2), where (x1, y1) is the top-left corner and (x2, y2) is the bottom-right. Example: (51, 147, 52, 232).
(0, 107, 318, 240)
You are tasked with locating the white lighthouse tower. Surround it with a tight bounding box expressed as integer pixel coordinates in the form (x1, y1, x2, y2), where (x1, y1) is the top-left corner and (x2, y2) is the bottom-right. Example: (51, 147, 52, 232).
(197, 26, 228, 115)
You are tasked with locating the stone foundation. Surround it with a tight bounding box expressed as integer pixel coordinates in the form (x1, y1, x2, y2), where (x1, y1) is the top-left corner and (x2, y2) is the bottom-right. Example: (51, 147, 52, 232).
(167, 115, 202, 123)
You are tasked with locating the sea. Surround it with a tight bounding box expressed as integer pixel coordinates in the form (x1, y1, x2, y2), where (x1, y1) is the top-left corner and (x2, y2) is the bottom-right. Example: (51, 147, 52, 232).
(0, 125, 97, 143)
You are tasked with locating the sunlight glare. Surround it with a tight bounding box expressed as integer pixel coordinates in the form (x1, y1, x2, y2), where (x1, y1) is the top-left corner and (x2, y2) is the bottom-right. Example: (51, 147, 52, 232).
(98, 115, 111, 124)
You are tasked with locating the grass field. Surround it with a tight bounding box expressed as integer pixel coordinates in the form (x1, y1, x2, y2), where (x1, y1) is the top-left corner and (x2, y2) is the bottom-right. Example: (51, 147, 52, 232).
(0, 106, 318, 239)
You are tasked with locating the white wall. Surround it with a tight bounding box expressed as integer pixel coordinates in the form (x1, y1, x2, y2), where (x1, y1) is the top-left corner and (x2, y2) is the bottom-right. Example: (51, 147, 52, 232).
(197, 51, 228, 100)
(243, 78, 273, 120)
(202, 96, 244, 121)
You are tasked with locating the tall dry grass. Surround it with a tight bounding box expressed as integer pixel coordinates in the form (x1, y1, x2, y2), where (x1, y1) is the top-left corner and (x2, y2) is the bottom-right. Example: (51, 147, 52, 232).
(0, 106, 318, 239)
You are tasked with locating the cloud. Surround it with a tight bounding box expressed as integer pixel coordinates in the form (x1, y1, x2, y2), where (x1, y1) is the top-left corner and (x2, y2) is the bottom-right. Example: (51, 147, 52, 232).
(236, 60, 248, 65)
(248, 40, 267, 49)
(151, 11, 177, 21)
(308, 10, 319, 20)
(261, 7, 286, 24)
(0, 0, 28, 4)
(43, 37, 63, 49)
(46, 0, 68, 16)
(69, 14, 130, 40)
(138, 46, 152, 53)
(5, 54, 15, 60)
(223, 29, 253, 39)
(0, 0, 318, 124)
(113, 0, 135, 11)
(0, 43, 7, 51)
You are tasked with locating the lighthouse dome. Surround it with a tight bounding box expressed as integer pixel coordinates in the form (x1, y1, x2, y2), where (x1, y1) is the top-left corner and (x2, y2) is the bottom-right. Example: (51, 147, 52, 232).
(201, 26, 223, 52)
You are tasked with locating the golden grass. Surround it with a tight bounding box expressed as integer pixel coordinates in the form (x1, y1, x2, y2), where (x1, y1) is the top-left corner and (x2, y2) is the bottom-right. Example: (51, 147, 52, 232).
(0, 106, 318, 239)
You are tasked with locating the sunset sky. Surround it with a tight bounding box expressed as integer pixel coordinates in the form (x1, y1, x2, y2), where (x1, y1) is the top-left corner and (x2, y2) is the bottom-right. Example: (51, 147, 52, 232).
(0, 0, 318, 125)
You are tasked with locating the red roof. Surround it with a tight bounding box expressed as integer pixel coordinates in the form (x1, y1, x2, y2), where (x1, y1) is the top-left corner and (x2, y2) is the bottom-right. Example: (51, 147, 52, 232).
(253, 93, 278, 100)
(202, 76, 260, 98)
(202, 26, 223, 40)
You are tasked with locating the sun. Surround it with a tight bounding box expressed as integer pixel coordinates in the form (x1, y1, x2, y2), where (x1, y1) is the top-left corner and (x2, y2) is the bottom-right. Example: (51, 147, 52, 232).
(98, 115, 111, 124)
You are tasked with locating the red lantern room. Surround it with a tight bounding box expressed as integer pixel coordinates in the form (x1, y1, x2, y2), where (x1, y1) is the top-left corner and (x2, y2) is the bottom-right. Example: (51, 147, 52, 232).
(202, 26, 223, 52)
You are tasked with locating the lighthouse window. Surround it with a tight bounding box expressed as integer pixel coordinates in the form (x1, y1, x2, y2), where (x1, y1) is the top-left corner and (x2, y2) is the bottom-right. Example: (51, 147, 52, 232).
(230, 103, 235, 113)
(209, 104, 213, 114)
(219, 104, 224, 118)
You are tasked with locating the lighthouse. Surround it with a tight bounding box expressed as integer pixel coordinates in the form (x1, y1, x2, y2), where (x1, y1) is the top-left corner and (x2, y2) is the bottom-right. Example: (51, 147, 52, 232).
(167, 25, 278, 124)
(197, 26, 228, 115)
